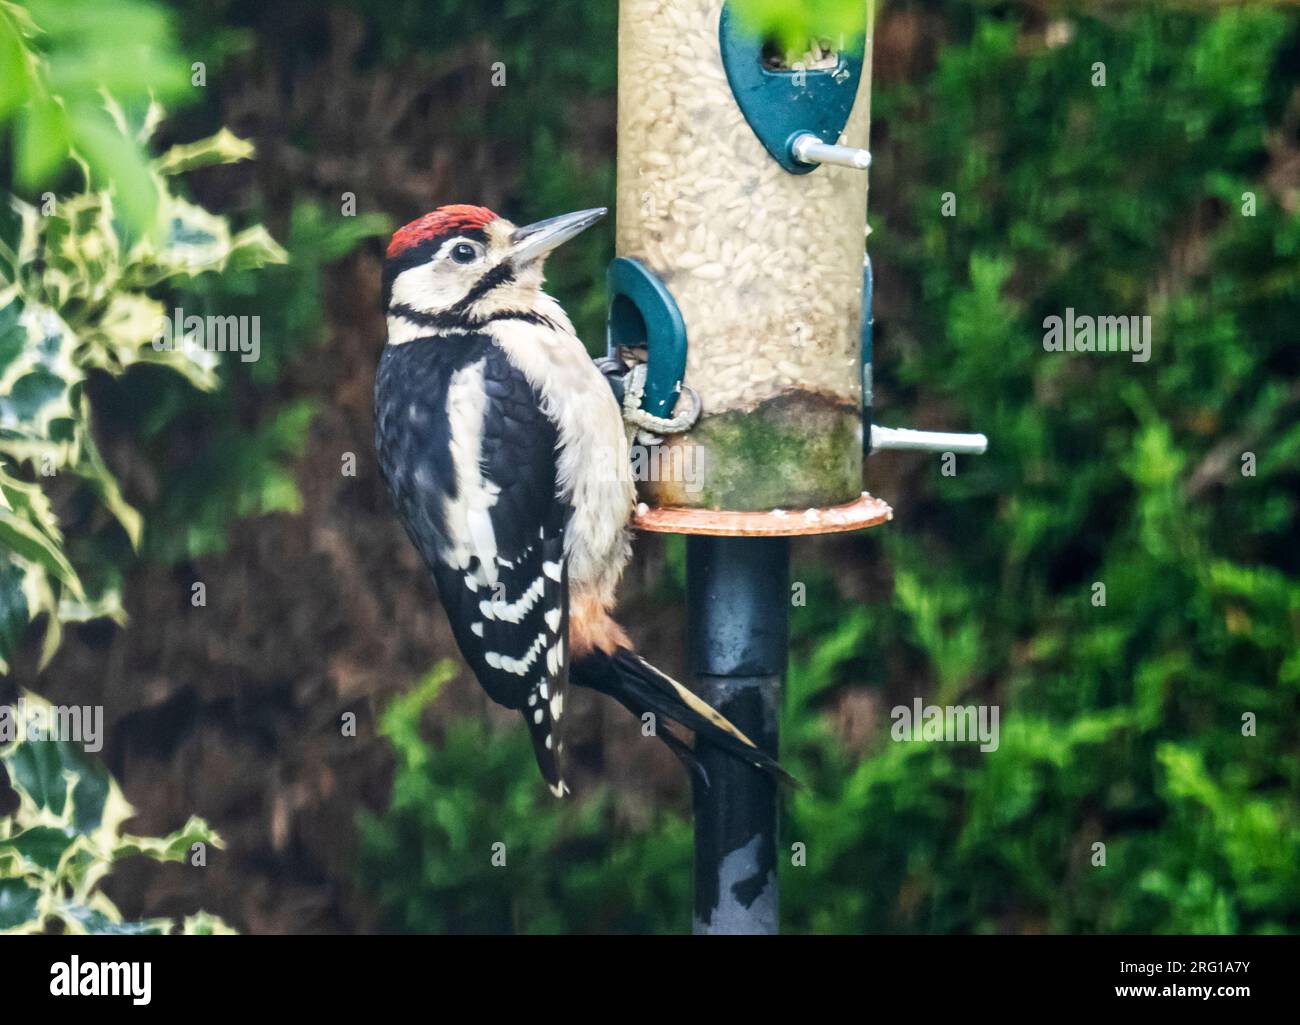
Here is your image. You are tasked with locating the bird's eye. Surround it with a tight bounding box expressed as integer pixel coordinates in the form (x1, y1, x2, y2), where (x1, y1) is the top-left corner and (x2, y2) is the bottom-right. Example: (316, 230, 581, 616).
(450, 242, 479, 264)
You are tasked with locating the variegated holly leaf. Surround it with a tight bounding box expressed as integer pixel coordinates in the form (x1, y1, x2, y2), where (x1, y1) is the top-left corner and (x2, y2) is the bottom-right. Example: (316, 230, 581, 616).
(80, 290, 217, 391)
(0, 697, 117, 835)
(0, 823, 75, 873)
(24, 188, 126, 314)
(127, 191, 286, 286)
(56, 902, 172, 936)
(68, 393, 143, 545)
(0, 115, 284, 673)
(0, 694, 230, 934)
(181, 911, 237, 935)
(0, 468, 84, 597)
(56, 579, 126, 627)
(114, 815, 224, 863)
(0, 878, 41, 933)
(0, 556, 35, 674)
(0, 194, 36, 281)
(0, 553, 63, 671)
(227, 224, 289, 273)
(145, 193, 236, 276)
(0, 462, 79, 672)
(0, 295, 82, 472)
(154, 127, 254, 176)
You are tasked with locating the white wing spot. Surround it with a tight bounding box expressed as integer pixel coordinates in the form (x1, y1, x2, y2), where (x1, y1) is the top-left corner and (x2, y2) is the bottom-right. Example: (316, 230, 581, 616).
(480, 576, 545, 624)
(544, 608, 562, 632)
(494, 633, 548, 676)
(543, 561, 562, 582)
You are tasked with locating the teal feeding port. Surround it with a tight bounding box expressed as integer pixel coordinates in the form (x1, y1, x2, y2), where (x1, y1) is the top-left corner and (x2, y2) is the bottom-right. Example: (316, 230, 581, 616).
(718, 1, 867, 175)
(606, 257, 688, 420)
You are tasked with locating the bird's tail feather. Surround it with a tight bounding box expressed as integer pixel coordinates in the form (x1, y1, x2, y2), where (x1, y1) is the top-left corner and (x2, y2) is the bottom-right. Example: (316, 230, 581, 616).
(572, 647, 800, 789)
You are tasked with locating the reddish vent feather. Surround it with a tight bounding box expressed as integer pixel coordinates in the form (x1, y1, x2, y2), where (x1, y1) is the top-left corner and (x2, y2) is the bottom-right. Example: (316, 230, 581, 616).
(387, 205, 498, 259)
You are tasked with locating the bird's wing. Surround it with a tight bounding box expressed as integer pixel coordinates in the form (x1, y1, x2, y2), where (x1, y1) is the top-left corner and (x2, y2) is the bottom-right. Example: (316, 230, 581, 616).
(424, 344, 571, 792)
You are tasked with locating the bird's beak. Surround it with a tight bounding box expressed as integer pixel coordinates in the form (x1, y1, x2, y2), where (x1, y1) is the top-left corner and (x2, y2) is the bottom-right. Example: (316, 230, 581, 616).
(509, 207, 607, 265)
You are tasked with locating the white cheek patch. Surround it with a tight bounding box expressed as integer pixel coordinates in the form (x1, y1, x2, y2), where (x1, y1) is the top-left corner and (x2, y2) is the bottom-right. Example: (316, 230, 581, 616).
(390, 261, 475, 315)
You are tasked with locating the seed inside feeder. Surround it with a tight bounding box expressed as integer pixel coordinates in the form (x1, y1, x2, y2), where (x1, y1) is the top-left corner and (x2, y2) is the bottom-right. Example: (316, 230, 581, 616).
(617, 0, 873, 510)
(761, 37, 842, 73)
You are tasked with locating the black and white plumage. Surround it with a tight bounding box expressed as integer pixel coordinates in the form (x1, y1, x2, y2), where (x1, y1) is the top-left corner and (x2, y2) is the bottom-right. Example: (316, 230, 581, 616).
(374, 204, 794, 796)
(377, 333, 572, 790)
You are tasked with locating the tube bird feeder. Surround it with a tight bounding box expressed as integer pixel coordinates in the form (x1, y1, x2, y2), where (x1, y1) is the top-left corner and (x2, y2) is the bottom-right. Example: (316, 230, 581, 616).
(608, 0, 984, 935)
(613, 0, 873, 510)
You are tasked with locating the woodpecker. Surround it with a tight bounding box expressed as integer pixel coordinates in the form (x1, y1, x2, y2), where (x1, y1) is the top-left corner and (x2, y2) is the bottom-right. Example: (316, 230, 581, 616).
(374, 203, 792, 796)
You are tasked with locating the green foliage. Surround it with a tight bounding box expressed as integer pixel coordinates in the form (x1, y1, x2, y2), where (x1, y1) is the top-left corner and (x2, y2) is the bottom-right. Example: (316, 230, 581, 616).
(775, 2, 1300, 933)
(0, 0, 193, 235)
(0, 116, 285, 672)
(0, 693, 231, 934)
(357, 662, 691, 934)
(732, 0, 871, 55)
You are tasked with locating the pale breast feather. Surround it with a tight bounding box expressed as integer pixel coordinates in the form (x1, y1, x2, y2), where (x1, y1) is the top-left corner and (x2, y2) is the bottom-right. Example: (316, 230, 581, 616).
(484, 303, 636, 604)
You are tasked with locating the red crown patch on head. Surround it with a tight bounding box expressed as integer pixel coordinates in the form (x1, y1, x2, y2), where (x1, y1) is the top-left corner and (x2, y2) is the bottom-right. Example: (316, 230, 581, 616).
(386, 205, 498, 259)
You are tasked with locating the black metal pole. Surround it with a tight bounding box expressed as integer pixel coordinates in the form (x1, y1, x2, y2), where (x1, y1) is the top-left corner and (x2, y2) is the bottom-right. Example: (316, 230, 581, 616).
(687, 535, 789, 935)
